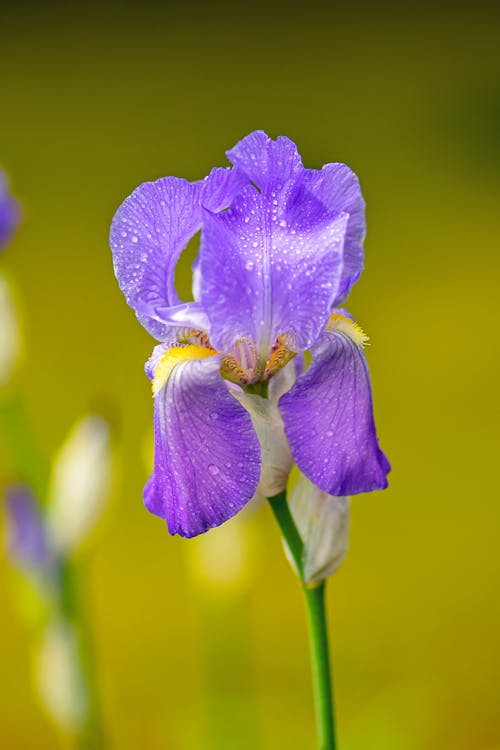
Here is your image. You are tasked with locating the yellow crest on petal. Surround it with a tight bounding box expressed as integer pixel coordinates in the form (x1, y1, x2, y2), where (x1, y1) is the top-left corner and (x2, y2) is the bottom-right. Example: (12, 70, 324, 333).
(152, 345, 217, 396)
(326, 313, 369, 348)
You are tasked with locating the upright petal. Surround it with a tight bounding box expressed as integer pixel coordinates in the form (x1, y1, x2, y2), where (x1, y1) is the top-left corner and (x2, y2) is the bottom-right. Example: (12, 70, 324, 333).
(228, 132, 366, 303)
(201, 166, 248, 212)
(303, 164, 366, 302)
(110, 167, 246, 339)
(144, 351, 261, 537)
(279, 329, 390, 496)
(200, 184, 349, 358)
(226, 130, 303, 192)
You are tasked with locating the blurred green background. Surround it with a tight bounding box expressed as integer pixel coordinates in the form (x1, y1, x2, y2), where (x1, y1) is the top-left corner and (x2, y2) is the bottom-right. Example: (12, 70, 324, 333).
(1, 2, 500, 748)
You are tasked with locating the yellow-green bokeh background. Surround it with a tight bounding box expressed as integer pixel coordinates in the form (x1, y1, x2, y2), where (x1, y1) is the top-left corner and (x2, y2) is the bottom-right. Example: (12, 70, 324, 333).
(1, 3, 500, 748)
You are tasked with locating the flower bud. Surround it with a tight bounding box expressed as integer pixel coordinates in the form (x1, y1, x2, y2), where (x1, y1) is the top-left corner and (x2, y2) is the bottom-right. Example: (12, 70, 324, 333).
(47, 416, 112, 554)
(0, 274, 21, 386)
(36, 617, 87, 730)
(288, 473, 350, 584)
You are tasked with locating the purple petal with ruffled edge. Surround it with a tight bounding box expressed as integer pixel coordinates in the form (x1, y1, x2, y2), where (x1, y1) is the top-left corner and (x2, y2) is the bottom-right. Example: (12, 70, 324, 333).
(228, 131, 366, 306)
(226, 130, 303, 191)
(4, 485, 52, 571)
(279, 330, 390, 495)
(110, 167, 247, 339)
(144, 353, 261, 537)
(302, 164, 366, 303)
(0, 170, 20, 251)
(200, 183, 349, 355)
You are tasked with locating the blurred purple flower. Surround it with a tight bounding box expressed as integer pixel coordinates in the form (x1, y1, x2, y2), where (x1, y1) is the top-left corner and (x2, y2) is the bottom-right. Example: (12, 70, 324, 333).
(0, 170, 20, 251)
(4, 485, 52, 573)
(110, 130, 390, 537)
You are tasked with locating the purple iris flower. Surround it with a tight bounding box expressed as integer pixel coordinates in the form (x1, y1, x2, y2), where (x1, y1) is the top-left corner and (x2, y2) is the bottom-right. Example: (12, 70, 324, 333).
(0, 169, 20, 251)
(4, 485, 52, 573)
(110, 131, 389, 538)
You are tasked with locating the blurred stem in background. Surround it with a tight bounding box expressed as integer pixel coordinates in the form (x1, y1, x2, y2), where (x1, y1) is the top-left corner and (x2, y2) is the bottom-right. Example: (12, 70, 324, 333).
(0, 273, 47, 496)
(0, 390, 49, 500)
(59, 559, 106, 750)
(268, 490, 337, 750)
(2, 411, 112, 750)
(2, 412, 112, 750)
(1, 282, 112, 749)
(1, 171, 111, 750)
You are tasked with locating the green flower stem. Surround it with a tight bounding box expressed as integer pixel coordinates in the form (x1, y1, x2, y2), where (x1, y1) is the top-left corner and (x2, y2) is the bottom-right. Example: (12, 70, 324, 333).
(267, 491, 337, 750)
(303, 582, 336, 750)
(1, 390, 104, 749)
(0, 390, 48, 499)
(267, 490, 304, 576)
(60, 560, 106, 750)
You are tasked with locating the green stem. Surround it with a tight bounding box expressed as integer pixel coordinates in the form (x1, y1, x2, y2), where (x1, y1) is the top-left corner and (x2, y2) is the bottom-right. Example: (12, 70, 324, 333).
(60, 560, 106, 750)
(267, 491, 337, 750)
(303, 582, 336, 750)
(0, 390, 48, 499)
(267, 490, 304, 576)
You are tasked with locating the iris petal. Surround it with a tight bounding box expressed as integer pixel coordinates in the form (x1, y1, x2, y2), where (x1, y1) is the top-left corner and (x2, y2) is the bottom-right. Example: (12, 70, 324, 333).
(4, 485, 52, 572)
(144, 353, 261, 537)
(228, 131, 366, 306)
(200, 184, 349, 357)
(279, 330, 390, 496)
(226, 130, 303, 192)
(109, 167, 246, 340)
(302, 164, 366, 303)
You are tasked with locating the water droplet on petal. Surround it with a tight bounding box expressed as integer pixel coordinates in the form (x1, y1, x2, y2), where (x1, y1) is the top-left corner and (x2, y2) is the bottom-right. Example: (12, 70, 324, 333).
(208, 464, 219, 476)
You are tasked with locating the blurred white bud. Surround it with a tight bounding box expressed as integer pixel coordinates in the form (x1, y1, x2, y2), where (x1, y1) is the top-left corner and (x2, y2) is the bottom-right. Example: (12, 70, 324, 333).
(47, 416, 112, 554)
(186, 510, 256, 597)
(287, 474, 350, 585)
(0, 273, 21, 386)
(35, 617, 87, 731)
